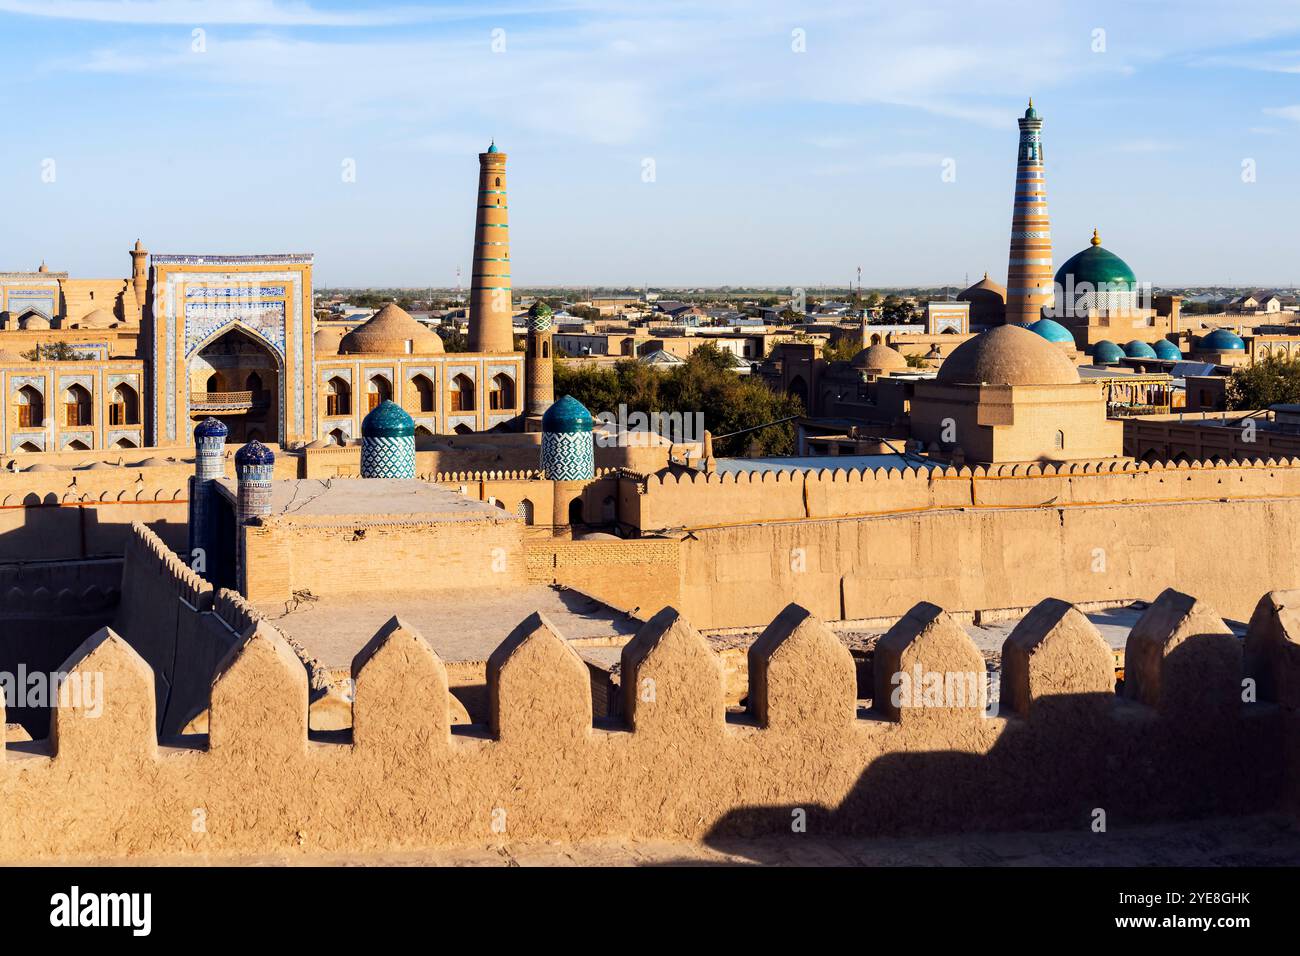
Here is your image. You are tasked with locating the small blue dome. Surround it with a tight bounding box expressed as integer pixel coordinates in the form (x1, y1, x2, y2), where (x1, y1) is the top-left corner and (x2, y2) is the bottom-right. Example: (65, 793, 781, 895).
(1027, 318, 1074, 344)
(194, 417, 228, 439)
(1091, 340, 1124, 364)
(1152, 339, 1182, 361)
(362, 399, 414, 439)
(486, 140, 499, 154)
(1199, 329, 1246, 351)
(234, 439, 274, 468)
(542, 395, 594, 434)
(1123, 340, 1158, 359)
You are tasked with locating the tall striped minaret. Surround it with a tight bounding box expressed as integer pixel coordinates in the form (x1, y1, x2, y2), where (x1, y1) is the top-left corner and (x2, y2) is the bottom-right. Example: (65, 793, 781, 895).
(469, 141, 514, 353)
(1005, 99, 1054, 325)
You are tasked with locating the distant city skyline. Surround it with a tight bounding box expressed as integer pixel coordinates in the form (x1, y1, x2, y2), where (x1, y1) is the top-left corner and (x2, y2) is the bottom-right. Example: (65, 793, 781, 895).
(4, 0, 1300, 287)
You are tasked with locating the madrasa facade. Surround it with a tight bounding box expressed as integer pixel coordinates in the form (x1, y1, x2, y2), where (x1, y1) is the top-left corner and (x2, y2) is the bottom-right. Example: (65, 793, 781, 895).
(0, 144, 528, 454)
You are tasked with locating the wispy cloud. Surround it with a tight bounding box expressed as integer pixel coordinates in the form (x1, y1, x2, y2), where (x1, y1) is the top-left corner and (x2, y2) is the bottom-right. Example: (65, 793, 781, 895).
(1264, 104, 1300, 122)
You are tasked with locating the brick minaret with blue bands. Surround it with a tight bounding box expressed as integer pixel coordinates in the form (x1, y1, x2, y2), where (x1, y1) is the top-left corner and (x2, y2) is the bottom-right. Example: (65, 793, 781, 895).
(187, 417, 227, 576)
(541, 394, 595, 480)
(361, 399, 416, 479)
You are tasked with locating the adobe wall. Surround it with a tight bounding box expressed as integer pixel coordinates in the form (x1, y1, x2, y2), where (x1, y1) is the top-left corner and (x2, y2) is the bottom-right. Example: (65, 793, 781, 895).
(240, 512, 528, 605)
(525, 537, 681, 615)
(0, 586, 1293, 861)
(1125, 411, 1300, 461)
(627, 458, 1300, 628)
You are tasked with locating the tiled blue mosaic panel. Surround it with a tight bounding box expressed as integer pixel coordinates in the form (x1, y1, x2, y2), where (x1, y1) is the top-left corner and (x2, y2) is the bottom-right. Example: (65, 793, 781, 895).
(361, 435, 415, 479)
(542, 431, 594, 481)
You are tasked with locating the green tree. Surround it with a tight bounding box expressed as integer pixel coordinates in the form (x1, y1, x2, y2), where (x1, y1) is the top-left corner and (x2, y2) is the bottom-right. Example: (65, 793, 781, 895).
(1226, 354, 1300, 410)
(554, 343, 801, 456)
(437, 328, 470, 352)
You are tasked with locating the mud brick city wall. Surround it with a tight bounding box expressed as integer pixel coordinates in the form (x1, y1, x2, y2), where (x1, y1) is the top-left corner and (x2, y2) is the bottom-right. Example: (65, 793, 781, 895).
(0, 584, 1297, 861)
(625, 459, 1300, 628)
(525, 537, 680, 615)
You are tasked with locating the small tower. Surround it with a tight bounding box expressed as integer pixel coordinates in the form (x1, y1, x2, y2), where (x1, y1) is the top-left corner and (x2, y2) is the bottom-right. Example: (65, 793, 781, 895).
(469, 141, 514, 354)
(234, 440, 275, 525)
(360, 399, 415, 478)
(525, 299, 555, 428)
(233, 439, 275, 596)
(129, 239, 149, 322)
(541, 394, 595, 535)
(187, 417, 227, 577)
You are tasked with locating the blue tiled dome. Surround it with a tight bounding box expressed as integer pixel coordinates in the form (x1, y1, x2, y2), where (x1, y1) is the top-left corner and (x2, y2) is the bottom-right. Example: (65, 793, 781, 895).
(1199, 329, 1246, 351)
(194, 417, 228, 439)
(487, 140, 499, 154)
(542, 395, 594, 434)
(234, 440, 274, 468)
(1153, 339, 1182, 361)
(528, 300, 554, 333)
(1027, 317, 1074, 344)
(362, 399, 414, 438)
(1091, 340, 1124, 364)
(1123, 340, 1158, 359)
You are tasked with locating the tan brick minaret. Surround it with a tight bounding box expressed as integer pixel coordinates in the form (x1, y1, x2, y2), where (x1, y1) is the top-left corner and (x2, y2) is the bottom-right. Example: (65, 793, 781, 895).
(469, 141, 514, 353)
(129, 239, 149, 323)
(1005, 99, 1054, 325)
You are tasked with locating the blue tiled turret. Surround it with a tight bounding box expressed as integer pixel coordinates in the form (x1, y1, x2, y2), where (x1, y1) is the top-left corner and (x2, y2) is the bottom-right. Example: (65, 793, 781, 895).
(234, 440, 275, 524)
(188, 417, 228, 576)
(361, 399, 415, 478)
(541, 394, 595, 480)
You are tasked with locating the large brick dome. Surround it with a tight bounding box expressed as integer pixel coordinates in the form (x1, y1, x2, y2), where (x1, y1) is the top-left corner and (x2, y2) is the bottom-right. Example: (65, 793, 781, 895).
(339, 304, 444, 355)
(937, 324, 1080, 386)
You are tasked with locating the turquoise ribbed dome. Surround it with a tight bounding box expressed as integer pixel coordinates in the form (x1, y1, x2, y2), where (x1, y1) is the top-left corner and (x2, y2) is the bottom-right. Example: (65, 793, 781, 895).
(1027, 317, 1074, 344)
(1199, 329, 1245, 351)
(487, 140, 499, 154)
(542, 395, 593, 434)
(1124, 340, 1157, 359)
(362, 399, 414, 438)
(1054, 231, 1137, 291)
(1153, 339, 1182, 361)
(1091, 340, 1124, 364)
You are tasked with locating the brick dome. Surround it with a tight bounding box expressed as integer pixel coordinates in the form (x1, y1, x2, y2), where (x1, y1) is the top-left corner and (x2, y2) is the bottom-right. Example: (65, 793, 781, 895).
(851, 343, 907, 371)
(338, 304, 444, 355)
(937, 324, 1080, 386)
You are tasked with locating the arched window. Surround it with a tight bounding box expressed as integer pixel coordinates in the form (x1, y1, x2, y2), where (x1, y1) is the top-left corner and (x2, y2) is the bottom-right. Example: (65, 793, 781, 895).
(542, 340, 550, 359)
(206, 372, 224, 392)
(568, 498, 584, 526)
(67, 439, 90, 451)
(450, 374, 475, 412)
(113, 437, 138, 449)
(1054, 429, 1065, 451)
(517, 498, 534, 525)
(489, 373, 515, 411)
(328, 428, 346, 446)
(16, 385, 43, 429)
(109, 383, 139, 425)
(601, 495, 616, 523)
(495, 177, 501, 187)
(368, 375, 392, 411)
(414, 425, 433, 438)
(246, 372, 265, 402)
(16, 441, 40, 453)
(325, 376, 351, 416)
(412, 374, 435, 413)
(63, 384, 92, 427)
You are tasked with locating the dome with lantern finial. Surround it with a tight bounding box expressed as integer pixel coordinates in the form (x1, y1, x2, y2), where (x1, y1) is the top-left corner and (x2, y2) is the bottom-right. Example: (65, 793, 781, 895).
(1024, 97, 1039, 120)
(1053, 228, 1139, 317)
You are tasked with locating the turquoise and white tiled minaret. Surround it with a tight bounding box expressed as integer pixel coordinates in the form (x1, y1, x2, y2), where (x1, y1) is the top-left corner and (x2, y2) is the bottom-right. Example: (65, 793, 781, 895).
(361, 399, 416, 478)
(541, 394, 595, 480)
(234, 440, 275, 524)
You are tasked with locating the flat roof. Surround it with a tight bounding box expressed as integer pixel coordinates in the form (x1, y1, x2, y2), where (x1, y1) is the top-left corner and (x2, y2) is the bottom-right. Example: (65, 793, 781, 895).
(715, 454, 938, 475)
(214, 477, 513, 522)
(257, 584, 639, 669)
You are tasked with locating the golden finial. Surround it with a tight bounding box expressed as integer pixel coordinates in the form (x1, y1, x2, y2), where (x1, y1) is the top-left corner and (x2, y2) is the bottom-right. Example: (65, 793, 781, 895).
(1028, 97, 1033, 108)
(1090, 228, 1101, 246)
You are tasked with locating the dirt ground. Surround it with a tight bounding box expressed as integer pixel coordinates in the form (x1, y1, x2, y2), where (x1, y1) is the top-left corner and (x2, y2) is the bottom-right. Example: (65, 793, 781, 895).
(27, 813, 1300, 867)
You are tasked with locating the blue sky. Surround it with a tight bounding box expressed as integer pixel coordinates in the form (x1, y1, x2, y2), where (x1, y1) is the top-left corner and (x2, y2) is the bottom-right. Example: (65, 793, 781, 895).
(2, 0, 1300, 288)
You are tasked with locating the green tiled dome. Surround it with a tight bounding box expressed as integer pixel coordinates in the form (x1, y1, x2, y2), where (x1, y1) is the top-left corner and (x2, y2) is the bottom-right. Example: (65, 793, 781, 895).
(1091, 340, 1124, 364)
(1054, 230, 1137, 291)
(1124, 340, 1157, 359)
(362, 399, 414, 438)
(1027, 317, 1074, 344)
(542, 394, 594, 434)
(1153, 339, 1182, 361)
(1199, 329, 1245, 351)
